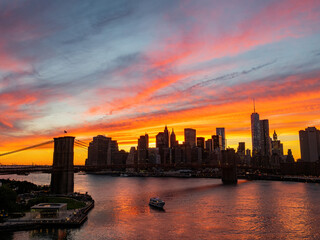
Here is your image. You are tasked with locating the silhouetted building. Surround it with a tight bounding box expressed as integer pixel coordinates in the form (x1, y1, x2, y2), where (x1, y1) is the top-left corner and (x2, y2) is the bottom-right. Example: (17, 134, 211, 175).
(286, 149, 295, 163)
(184, 128, 196, 147)
(197, 137, 205, 149)
(138, 134, 149, 150)
(138, 134, 149, 164)
(246, 149, 251, 157)
(270, 130, 284, 167)
(260, 119, 271, 157)
(205, 139, 213, 152)
(86, 135, 111, 167)
(237, 142, 245, 153)
(126, 147, 137, 172)
(271, 131, 284, 156)
(251, 111, 261, 155)
(164, 126, 169, 148)
(237, 142, 246, 165)
(299, 127, 320, 162)
(156, 127, 171, 164)
(245, 149, 251, 165)
(216, 128, 226, 150)
(170, 129, 178, 147)
(51, 136, 74, 195)
(212, 135, 222, 150)
(156, 132, 166, 149)
(148, 148, 161, 164)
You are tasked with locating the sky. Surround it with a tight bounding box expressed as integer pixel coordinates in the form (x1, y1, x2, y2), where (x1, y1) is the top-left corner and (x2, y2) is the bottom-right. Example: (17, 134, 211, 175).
(1, 0, 320, 165)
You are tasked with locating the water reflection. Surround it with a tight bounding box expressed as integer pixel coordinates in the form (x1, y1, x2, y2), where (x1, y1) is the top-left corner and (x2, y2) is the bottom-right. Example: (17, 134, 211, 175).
(1, 174, 320, 239)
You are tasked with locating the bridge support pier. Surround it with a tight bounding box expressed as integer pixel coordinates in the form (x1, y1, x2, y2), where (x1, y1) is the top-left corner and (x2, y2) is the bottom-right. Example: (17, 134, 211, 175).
(221, 166, 237, 184)
(221, 149, 238, 184)
(50, 136, 75, 194)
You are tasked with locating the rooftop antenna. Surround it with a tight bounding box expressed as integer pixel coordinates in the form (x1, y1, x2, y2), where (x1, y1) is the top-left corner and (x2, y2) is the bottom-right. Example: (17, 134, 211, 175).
(253, 98, 256, 113)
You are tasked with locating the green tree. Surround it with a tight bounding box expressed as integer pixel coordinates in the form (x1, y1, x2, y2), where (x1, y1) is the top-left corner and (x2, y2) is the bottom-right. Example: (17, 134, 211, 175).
(0, 185, 18, 213)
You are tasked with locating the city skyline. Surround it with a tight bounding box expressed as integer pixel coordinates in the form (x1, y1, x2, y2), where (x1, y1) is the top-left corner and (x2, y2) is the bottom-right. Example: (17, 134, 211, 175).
(1, 0, 320, 165)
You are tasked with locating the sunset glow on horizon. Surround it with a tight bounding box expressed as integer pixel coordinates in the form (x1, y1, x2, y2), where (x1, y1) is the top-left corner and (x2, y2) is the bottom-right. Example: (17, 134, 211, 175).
(1, 0, 320, 165)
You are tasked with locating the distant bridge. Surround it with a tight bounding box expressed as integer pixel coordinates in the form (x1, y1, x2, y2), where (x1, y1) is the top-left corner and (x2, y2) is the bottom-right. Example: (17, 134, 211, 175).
(1, 136, 281, 183)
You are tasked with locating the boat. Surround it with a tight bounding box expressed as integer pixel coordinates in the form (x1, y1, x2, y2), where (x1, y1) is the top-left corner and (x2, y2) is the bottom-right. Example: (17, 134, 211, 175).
(149, 197, 165, 208)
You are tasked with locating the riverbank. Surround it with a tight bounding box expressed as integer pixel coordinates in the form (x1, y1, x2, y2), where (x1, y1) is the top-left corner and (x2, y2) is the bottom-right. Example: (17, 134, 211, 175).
(0, 198, 94, 232)
(87, 171, 320, 183)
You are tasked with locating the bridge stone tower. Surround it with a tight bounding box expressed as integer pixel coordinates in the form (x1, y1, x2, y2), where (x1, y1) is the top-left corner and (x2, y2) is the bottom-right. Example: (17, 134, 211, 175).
(221, 149, 238, 184)
(50, 136, 75, 194)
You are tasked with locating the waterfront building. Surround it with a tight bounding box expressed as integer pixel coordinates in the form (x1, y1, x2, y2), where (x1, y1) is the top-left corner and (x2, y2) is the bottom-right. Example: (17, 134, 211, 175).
(148, 148, 161, 164)
(170, 129, 178, 147)
(197, 137, 205, 149)
(156, 132, 166, 149)
(260, 119, 272, 157)
(246, 149, 251, 157)
(245, 149, 251, 165)
(237, 142, 245, 153)
(31, 203, 67, 219)
(85, 135, 111, 167)
(237, 142, 246, 165)
(51, 136, 74, 195)
(205, 139, 213, 152)
(286, 149, 295, 163)
(251, 111, 261, 156)
(138, 134, 149, 164)
(126, 147, 137, 172)
(156, 127, 171, 164)
(184, 128, 196, 147)
(164, 126, 169, 148)
(271, 131, 284, 156)
(216, 128, 226, 150)
(138, 134, 149, 150)
(299, 127, 320, 162)
(212, 135, 222, 150)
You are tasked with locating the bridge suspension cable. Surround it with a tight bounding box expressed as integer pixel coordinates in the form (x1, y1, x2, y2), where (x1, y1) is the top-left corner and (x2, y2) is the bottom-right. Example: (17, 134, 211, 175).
(0, 138, 89, 158)
(75, 139, 89, 147)
(74, 143, 88, 150)
(0, 140, 54, 157)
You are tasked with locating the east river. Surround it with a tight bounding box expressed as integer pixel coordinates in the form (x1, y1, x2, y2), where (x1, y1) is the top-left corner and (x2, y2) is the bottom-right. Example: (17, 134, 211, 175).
(1, 173, 320, 239)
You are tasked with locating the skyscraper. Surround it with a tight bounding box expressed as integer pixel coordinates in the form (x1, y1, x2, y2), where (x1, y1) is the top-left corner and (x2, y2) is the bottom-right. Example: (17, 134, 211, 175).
(251, 111, 261, 155)
(164, 126, 169, 148)
(260, 119, 271, 157)
(170, 129, 178, 147)
(86, 135, 111, 167)
(216, 128, 226, 150)
(299, 127, 320, 162)
(197, 137, 205, 149)
(205, 139, 213, 152)
(138, 134, 149, 150)
(138, 134, 149, 164)
(212, 135, 222, 150)
(184, 128, 196, 147)
(271, 131, 283, 156)
(156, 132, 166, 149)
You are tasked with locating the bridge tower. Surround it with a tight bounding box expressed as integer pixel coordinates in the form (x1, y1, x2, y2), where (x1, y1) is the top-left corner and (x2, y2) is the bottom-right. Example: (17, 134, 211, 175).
(221, 149, 238, 184)
(50, 136, 75, 194)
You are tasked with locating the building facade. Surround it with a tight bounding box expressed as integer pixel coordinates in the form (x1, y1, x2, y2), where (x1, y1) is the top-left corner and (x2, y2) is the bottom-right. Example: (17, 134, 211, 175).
(299, 127, 320, 162)
(85, 135, 111, 167)
(216, 128, 226, 150)
(251, 112, 261, 155)
(184, 128, 196, 147)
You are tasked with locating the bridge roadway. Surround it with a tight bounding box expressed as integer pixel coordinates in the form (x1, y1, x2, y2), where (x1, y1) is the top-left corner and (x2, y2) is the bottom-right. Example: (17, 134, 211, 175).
(0, 164, 280, 175)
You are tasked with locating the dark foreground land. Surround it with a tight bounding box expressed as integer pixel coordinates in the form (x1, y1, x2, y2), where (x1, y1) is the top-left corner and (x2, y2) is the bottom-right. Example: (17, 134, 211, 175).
(0, 179, 94, 232)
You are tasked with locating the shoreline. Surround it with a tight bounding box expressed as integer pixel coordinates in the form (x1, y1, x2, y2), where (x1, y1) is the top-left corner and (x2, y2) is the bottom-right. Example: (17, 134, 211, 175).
(0, 199, 94, 232)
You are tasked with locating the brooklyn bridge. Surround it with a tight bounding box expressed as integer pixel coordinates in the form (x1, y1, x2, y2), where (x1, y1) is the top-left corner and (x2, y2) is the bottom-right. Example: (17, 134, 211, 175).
(0, 136, 283, 185)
